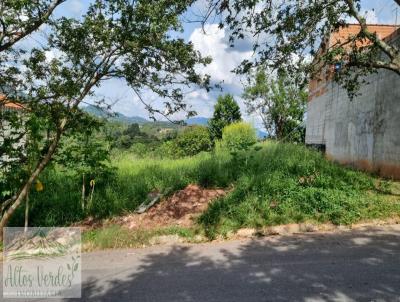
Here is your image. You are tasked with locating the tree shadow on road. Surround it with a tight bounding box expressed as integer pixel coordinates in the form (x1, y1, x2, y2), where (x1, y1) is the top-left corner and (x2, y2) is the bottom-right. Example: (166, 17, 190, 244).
(68, 226, 400, 301)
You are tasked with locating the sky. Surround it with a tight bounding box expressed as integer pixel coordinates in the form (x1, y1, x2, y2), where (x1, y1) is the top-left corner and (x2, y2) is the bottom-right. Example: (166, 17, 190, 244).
(51, 0, 399, 128)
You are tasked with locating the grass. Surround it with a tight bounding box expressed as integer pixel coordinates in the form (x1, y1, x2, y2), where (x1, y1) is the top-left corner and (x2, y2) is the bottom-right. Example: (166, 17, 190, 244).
(9, 141, 400, 245)
(198, 143, 400, 238)
(82, 225, 200, 251)
(10, 150, 234, 226)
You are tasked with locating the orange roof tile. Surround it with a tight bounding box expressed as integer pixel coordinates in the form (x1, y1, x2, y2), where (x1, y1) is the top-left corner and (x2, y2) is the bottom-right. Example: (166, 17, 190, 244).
(329, 24, 398, 49)
(0, 95, 24, 110)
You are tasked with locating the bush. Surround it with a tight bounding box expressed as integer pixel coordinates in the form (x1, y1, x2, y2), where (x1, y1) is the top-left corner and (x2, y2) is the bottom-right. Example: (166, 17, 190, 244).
(153, 126, 213, 159)
(221, 122, 257, 152)
(174, 126, 212, 157)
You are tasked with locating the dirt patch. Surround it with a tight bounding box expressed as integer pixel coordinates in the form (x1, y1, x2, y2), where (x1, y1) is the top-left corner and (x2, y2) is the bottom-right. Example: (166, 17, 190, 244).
(112, 184, 226, 230)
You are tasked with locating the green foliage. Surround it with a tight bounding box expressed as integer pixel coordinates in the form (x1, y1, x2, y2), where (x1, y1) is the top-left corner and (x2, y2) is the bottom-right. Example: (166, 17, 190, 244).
(208, 94, 242, 140)
(0, 0, 64, 52)
(153, 126, 212, 158)
(83, 225, 198, 251)
(210, 0, 400, 98)
(174, 126, 212, 157)
(243, 70, 307, 142)
(1, 0, 211, 229)
(220, 122, 257, 152)
(124, 123, 141, 137)
(9, 141, 399, 233)
(198, 143, 400, 239)
(55, 117, 111, 177)
(9, 151, 234, 226)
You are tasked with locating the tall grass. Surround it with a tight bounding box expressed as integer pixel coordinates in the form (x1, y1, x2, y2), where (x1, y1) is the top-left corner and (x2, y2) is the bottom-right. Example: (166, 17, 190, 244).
(199, 143, 400, 238)
(9, 142, 400, 237)
(10, 150, 234, 226)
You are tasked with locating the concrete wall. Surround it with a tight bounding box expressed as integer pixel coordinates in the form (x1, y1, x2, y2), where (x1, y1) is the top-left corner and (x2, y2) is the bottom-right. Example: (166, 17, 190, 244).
(305, 69, 400, 179)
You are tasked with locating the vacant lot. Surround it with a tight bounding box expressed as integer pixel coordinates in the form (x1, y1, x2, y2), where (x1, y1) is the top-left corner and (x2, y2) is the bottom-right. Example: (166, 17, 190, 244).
(11, 142, 400, 246)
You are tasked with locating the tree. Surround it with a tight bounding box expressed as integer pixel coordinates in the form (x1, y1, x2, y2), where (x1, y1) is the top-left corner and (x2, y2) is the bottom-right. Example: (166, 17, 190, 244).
(0, 0, 210, 238)
(208, 94, 241, 140)
(123, 123, 141, 138)
(243, 69, 307, 142)
(55, 116, 112, 211)
(174, 125, 212, 156)
(204, 0, 400, 97)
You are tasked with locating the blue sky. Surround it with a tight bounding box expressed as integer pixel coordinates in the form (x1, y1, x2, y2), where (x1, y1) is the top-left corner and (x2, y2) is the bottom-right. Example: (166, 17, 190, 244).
(52, 0, 399, 127)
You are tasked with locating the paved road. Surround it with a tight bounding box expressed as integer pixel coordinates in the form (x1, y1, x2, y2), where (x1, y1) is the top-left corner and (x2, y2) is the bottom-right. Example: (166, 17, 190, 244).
(3, 225, 400, 301)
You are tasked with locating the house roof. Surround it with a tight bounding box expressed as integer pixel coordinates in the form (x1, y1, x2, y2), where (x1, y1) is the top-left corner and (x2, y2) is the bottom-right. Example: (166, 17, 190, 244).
(0, 95, 24, 110)
(308, 24, 400, 102)
(329, 24, 399, 49)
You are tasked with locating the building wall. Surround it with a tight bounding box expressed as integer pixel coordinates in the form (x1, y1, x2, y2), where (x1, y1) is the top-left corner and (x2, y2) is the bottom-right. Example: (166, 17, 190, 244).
(305, 69, 400, 178)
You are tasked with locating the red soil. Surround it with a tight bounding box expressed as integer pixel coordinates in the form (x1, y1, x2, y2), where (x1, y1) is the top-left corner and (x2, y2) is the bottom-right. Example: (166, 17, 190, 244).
(114, 184, 226, 230)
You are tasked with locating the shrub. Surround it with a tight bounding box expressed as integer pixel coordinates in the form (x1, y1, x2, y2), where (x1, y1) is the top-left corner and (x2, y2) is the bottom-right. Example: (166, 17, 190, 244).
(174, 126, 212, 157)
(221, 122, 257, 152)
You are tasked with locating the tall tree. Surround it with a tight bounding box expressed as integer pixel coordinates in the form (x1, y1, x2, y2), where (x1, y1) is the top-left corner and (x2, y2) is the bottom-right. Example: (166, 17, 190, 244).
(0, 0, 210, 237)
(208, 94, 241, 140)
(243, 69, 307, 142)
(203, 0, 400, 97)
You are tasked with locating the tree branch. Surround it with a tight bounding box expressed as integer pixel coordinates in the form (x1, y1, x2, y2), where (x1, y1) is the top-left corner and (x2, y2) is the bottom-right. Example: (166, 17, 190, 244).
(0, 0, 66, 52)
(344, 0, 399, 61)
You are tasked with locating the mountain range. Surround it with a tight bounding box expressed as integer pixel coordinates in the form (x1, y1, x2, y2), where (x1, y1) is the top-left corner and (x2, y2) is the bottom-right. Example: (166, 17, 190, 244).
(83, 104, 267, 138)
(83, 104, 149, 124)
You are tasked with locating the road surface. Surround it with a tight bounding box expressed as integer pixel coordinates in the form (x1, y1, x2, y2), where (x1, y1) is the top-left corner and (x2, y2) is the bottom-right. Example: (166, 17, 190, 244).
(2, 225, 400, 301)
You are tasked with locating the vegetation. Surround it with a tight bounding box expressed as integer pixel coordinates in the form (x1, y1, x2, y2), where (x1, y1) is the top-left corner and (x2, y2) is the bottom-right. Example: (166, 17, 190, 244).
(243, 70, 307, 142)
(1, 1, 399, 251)
(9, 139, 400, 244)
(0, 0, 211, 237)
(172, 126, 213, 157)
(9, 151, 231, 226)
(83, 225, 199, 251)
(205, 0, 400, 97)
(208, 94, 242, 140)
(220, 122, 257, 152)
(199, 143, 400, 239)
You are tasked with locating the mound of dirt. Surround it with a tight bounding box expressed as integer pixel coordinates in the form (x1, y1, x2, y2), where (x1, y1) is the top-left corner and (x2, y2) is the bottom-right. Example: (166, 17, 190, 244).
(115, 184, 226, 230)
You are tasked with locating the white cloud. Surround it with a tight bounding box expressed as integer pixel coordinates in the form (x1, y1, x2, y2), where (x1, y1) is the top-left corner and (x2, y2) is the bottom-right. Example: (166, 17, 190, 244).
(83, 23, 264, 129)
(186, 24, 266, 127)
(189, 24, 252, 85)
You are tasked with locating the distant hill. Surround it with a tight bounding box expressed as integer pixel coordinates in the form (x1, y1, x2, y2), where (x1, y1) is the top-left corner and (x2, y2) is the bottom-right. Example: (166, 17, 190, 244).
(186, 117, 209, 126)
(83, 105, 268, 138)
(83, 105, 149, 124)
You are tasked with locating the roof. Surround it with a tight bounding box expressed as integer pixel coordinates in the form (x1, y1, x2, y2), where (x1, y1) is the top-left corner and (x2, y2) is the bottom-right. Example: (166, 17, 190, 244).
(329, 24, 399, 48)
(308, 24, 400, 102)
(0, 95, 24, 110)
(3, 102, 24, 110)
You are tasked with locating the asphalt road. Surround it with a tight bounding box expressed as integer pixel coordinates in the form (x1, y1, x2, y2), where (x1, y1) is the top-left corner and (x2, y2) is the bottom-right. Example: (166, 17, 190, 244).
(3, 225, 400, 302)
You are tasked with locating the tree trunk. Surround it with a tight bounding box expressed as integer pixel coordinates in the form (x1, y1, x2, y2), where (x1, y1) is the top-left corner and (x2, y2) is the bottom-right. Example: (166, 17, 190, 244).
(24, 190, 30, 233)
(81, 173, 86, 211)
(0, 126, 64, 242)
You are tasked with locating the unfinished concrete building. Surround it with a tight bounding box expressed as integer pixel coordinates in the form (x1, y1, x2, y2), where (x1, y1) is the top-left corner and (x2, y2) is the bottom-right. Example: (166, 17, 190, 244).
(306, 25, 400, 179)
